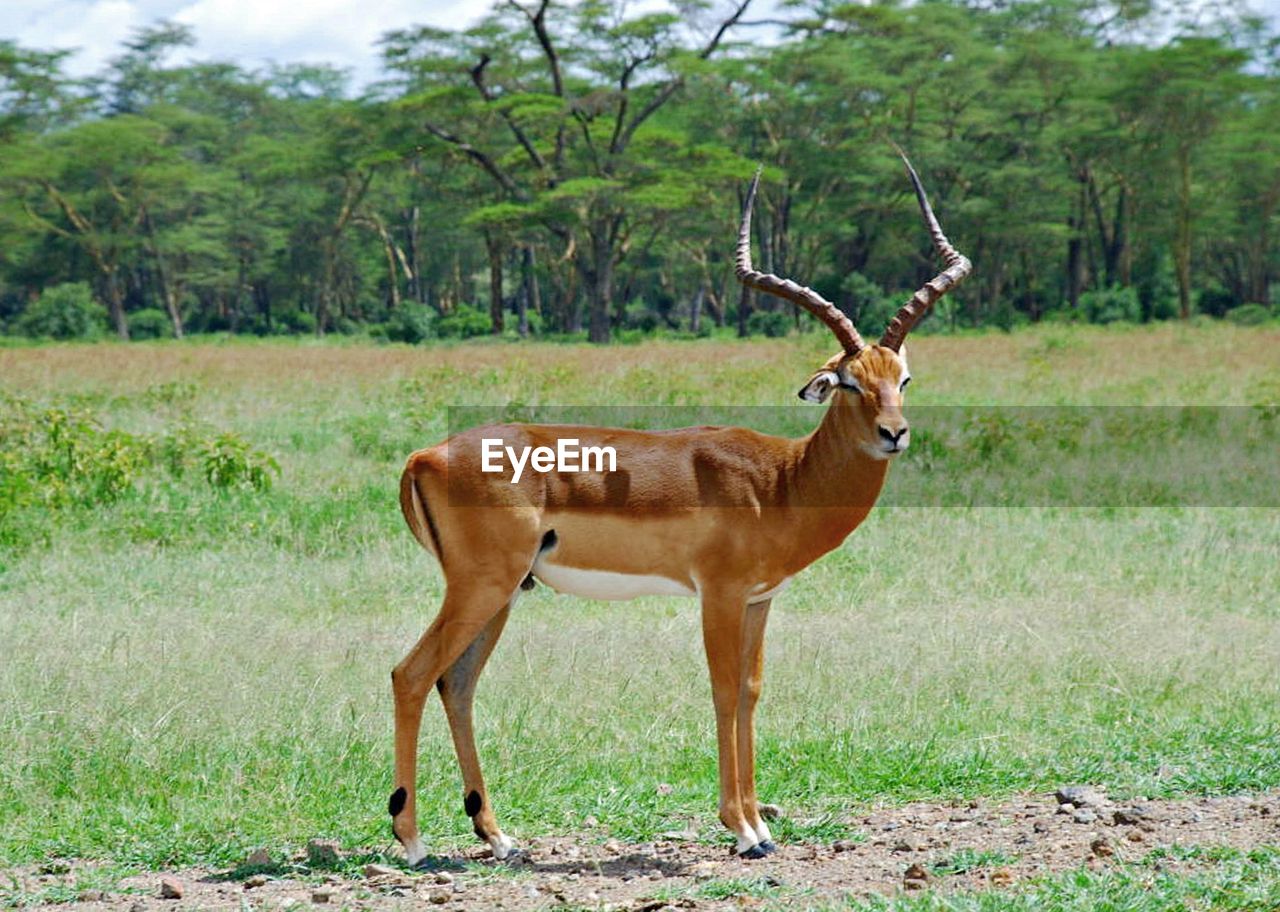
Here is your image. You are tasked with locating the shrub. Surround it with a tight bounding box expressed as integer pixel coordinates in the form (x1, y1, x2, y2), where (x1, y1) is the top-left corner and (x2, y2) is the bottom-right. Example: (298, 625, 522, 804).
(16, 283, 106, 340)
(277, 309, 316, 335)
(1198, 286, 1237, 319)
(436, 304, 492, 339)
(1080, 285, 1140, 324)
(384, 304, 436, 344)
(1225, 303, 1271, 326)
(746, 310, 791, 338)
(128, 308, 172, 340)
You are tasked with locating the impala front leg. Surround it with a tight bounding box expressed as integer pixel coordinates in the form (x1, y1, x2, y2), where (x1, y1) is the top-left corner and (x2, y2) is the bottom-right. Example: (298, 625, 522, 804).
(701, 588, 766, 858)
(737, 597, 775, 854)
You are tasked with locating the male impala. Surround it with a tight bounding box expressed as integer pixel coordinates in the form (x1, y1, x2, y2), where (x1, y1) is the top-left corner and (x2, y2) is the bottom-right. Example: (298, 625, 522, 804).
(389, 156, 970, 863)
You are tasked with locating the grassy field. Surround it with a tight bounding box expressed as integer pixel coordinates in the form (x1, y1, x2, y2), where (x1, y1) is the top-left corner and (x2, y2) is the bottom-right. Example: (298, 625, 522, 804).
(1, 323, 1278, 907)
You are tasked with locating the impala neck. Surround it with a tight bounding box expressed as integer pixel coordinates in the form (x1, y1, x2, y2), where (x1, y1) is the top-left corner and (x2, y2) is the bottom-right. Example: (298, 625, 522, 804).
(796, 392, 892, 511)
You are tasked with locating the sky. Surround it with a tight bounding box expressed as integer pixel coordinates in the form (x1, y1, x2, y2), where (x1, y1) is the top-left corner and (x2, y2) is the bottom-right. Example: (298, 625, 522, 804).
(2, 0, 1277, 90)
(0, 0, 690, 88)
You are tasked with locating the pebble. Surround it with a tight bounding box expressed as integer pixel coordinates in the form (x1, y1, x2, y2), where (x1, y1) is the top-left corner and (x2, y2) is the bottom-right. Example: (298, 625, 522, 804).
(158, 877, 184, 900)
(989, 869, 1014, 887)
(129, 903, 146, 912)
(523, 885, 540, 898)
(1127, 830, 1145, 842)
(433, 871, 454, 885)
(1072, 809, 1097, 824)
(78, 890, 106, 902)
(903, 863, 929, 889)
(244, 848, 272, 867)
(1056, 802, 1075, 815)
(244, 874, 269, 889)
(310, 886, 335, 904)
(40, 860, 72, 875)
(1090, 838, 1114, 858)
(428, 889, 450, 904)
(893, 836, 921, 853)
(655, 782, 674, 795)
(306, 839, 341, 867)
(648, 868, 664, 880)
(1055, 786, 1105, 808)
(364, 863, 398, 879)
(1113, 806, 1150, 826)
(832, 839, 858, 853)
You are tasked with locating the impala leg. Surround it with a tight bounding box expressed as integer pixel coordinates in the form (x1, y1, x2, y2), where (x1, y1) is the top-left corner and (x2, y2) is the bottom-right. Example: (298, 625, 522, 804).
(389, 572, 527, 867)
(437, 602, 514, 859)
(737, 597, 775, 854)
(701, 589, 763, 857)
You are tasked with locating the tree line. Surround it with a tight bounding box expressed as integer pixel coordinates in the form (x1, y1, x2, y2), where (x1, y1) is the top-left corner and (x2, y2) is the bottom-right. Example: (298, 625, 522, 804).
(1, 0, 1277, 343)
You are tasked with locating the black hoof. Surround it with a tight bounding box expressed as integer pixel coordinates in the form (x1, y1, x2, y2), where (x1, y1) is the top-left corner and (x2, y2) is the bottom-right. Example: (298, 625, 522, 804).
(758, 840, 778, 855)
(738, 844, 769, 860)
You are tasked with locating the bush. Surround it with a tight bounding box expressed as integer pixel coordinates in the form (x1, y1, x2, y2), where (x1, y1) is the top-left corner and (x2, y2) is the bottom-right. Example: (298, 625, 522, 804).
(16, 283, 107, 340)
(128, 308, 172, 340)
(746, 309, 792, 338)
(1198, 286, 1237, 319)
(1080, 285, 1140, 325)
(436, 304, 492, 339)
(384, 304, 436, 344)
(277, 309, 316, 335)
(1225, 303, 1271, 326)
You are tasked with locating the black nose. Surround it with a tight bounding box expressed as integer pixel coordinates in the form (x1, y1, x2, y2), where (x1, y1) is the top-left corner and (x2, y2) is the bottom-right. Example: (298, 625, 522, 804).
(878, 425, 908, 443)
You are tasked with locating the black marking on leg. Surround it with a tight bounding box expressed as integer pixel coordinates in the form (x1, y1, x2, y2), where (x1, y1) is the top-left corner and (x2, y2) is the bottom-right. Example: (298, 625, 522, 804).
(739, 844, 769, 860)
(391, 822, 403, 845)
(473, 822, 489, 841)
(464, 790, 482, 817)
(388, 786, 407, 818)
(539, 529, 558, 552)
(521, 573, 536, 591)
(759, 840, 778, 855)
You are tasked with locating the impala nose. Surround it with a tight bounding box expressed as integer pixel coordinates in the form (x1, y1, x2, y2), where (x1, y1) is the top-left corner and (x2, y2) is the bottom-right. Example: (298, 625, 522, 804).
(878, 425, 908, 446)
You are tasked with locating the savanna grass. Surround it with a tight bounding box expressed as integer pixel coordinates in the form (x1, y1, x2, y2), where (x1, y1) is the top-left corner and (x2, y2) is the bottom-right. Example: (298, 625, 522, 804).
(0, 323, 1277, 868)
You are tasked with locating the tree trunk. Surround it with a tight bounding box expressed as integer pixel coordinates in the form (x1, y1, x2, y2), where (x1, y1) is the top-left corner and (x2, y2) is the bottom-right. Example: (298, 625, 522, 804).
(585, 224, 613, 344)
(690, 286, 703, 334)
(104, 269, 129, 340)
(485, 231, 504, 334)
(519, 245, 539, 337)
(737, 283, 752, 338)
(1174, 148, 1193, 319)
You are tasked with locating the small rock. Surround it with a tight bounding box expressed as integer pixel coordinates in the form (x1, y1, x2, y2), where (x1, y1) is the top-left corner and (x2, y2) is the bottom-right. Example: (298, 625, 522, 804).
(1126, 830, 1145, 843)
(78, 889, 106, 902)
(832, 839, 858, 853)
(759, 803, 783, 821)
(1055, 786, 1105, 808)
(603, 839, 622, 854)
(989, 869, 1014, 887)
(311, 886, 335, 904)
(583, 815, 600, 828)
(648, 868, 664, 880)
(428, 889, 450, 904)
(40, 860, 71, 875)
(1072, 809, 1097, 824)
(433, 871, 454, 885)
(1113, 806, 1150, 826)
(586, 891, 600, 902)
(689, 861, 718, 880)
(903, 863, 930, 889)
(1056, 802, 1075, 815)
(655, 782, 674, 795)
(244, 874, 269, 889)
(364, 863, 397, 879)
(244, 848, 272, 867)
(893, 835, 921, 853)
(159, 877, 184, 900)
(1090, 838, 1114, 858)
(129, 903, 146, 912)
(523, 885, 540, 898)
(1033, 820, 1050, 833)
(306, 839, 341, 867)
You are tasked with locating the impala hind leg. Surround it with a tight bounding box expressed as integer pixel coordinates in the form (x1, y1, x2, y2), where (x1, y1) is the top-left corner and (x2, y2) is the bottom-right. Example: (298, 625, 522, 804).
(737, 597, 775, 854)
(389, 567, 530, 867)
(437, 603, 514, 859)
(701, 589, 765, 858)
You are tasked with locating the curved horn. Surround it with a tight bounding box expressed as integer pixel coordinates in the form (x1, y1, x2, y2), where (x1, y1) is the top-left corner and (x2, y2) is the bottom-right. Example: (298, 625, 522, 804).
(735, 167, 865, 356)
(880, 150, 972, 352)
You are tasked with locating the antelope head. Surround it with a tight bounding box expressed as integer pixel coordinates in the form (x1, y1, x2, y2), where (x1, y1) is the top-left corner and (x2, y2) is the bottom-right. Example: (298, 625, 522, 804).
(735, 155, 971, 460)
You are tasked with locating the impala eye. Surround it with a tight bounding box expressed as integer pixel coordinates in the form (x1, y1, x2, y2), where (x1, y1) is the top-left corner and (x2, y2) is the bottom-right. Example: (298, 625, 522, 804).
(899, 376, 912, 391)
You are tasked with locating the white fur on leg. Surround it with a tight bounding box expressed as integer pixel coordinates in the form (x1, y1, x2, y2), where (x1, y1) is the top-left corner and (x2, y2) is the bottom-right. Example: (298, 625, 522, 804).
(753, 819, 773, 844)
(733, 824, 761, 855)
(489, 832, 516, 860)
(403, 836, 427, 867)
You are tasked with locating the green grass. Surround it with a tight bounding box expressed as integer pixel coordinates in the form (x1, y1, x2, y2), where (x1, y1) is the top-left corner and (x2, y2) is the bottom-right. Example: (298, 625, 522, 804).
(0, 323, 1278, 870)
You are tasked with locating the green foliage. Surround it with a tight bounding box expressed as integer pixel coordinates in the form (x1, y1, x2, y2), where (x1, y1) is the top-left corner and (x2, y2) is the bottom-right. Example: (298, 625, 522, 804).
(1225, 303, 1271, 326)
(14, 283, 106, 340)
(383, 303, 436, 344)
(746, 310, 791, 338)
(127, 307, 172, 339)
(436, 304, 492, 339)
(1080, 286, 1141, 325)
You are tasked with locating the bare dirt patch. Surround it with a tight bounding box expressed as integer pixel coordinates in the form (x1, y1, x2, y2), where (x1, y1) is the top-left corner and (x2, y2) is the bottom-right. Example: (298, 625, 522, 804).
(17, 791, 1280, 910)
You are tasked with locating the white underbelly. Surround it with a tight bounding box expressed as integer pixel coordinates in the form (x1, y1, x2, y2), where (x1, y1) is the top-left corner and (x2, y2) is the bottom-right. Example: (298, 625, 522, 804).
(531, 557, 696, 600)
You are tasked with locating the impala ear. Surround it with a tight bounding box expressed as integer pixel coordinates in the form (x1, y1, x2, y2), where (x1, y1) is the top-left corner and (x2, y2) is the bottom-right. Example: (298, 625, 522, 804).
(798, 370, 839, 403)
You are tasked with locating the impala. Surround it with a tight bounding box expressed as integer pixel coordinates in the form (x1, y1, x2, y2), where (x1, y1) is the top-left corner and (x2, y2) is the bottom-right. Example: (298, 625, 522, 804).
(389, 155, 970, 864)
